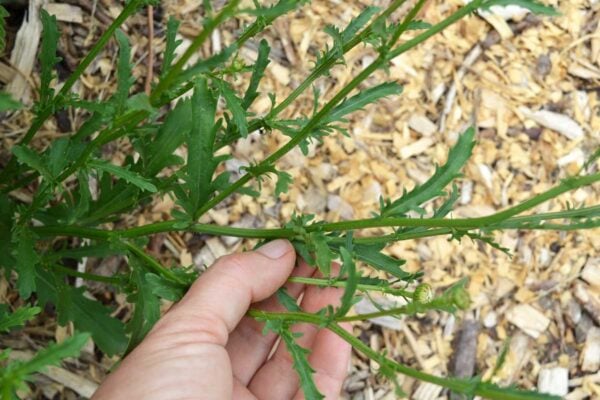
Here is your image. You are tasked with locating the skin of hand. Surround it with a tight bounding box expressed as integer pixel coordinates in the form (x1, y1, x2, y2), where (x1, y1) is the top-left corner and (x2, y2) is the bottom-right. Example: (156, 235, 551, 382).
(92, 239, 352, 400)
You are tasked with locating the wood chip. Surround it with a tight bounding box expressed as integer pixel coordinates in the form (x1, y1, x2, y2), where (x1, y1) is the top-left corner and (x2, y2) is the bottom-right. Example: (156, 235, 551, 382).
(538, 367, 569, 396)
(506, 304, 550, 339)
(45, 3, 84, 24)
(581, 258, 600, 288)
(573, 282, 600, 325)
(581, 327, 600, 372)
(518, 107, 584, 140)
(408, 114, 437, 136)
(399, 138, 434, 159)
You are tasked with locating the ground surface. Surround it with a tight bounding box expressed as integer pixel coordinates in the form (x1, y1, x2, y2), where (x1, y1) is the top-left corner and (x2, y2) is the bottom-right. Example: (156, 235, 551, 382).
(1, 0, 599, 399)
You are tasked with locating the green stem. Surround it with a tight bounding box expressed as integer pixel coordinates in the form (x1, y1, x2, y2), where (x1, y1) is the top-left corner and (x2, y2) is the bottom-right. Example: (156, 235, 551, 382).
(125, 242, 187, 285)
(151, 0, 241, 101)
(247, 309, 558, 400)
(48, 263, 122, 285)
(287, 277, 413, 297)
(194, 0, 488, 217)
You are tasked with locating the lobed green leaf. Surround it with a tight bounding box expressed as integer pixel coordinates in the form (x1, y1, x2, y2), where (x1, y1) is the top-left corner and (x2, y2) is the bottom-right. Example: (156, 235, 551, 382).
(0, 306, 41, 333)
(39, 9, 61, 108)
(89, 159, 157, 192)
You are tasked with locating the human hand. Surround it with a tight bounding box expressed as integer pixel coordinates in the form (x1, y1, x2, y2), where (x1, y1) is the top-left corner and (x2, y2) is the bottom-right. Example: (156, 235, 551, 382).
(93, 239, 352, 400)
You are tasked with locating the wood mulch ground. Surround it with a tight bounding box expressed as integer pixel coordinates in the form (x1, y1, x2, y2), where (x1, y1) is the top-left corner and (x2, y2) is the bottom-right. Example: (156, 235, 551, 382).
(1, 0, 599, 398)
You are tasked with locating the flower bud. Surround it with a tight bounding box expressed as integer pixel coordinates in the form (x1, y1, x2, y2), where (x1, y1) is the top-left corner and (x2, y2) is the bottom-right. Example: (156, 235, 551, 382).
(413, 283, 434, 304)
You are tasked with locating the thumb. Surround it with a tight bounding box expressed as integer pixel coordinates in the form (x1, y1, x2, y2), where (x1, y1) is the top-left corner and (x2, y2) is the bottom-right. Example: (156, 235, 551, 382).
(153, 239, 296, 345)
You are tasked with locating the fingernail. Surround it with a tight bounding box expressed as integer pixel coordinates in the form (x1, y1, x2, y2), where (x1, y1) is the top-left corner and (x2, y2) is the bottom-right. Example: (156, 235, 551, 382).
(257, 239, 290, 259)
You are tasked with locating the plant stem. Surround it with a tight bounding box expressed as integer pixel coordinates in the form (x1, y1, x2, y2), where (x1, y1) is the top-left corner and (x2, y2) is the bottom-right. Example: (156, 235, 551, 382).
(248, 309, 558, 400)
(287, 277, 413, 297)
(125, 242, 187, 285)
(48, 264, 122, 285)
(151, 0, 241, 101)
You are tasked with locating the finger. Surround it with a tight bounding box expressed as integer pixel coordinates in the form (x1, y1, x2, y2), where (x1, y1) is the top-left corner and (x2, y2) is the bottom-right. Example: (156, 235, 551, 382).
(292, 323, 352, 400)
(248, 267, 344, 400)
(150, 239, 296, 347)
(227, 259, 317, 384)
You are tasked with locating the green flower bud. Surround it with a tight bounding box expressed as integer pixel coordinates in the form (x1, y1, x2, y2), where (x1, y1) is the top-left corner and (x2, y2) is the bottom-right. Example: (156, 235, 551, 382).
(414, 283, 434, 304)
(452, 288, 471, 310)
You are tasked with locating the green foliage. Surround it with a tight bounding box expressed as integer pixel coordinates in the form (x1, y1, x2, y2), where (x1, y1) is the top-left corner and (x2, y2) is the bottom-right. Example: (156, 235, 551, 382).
(0, 1, 589, 399)
(0, 92, 22, 112)
(0, 5, 7, 54)
(0, 306, 41, 332)
(380, 127, 475, 217)
(38, 10, 61, 109)
(0, 333, 90, 398)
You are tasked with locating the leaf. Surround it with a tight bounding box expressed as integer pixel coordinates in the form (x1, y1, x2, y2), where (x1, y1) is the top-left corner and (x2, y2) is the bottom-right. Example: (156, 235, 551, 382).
(242, 39, 270, 109)
(145, 273, 187, 301)
(0, 5, 7, 54)
(275, 171, 293, 196)
(353, 244, 411, 280)
(125, 264, 161, 353)
(0, 194, 16, 271)
(0, 306, 41, 332)
(311, 232, 335, 276)
(0, 92, 22, 112)
(381, 127, 475, 217)
(340, 6, 379, 42)
(277, 288, 301, 312)
(217, 79, 249, 138)
(280, 329, 324, 400)
(114, 30, 134, 112)
(161, 17, 182, 78)
(334, 247, 357, 318)
(0, 333, 90, 396)
(13, 230, 40, 299)
(407, 20, 432, 30)
(39, 9, 60, 108)
(46, 137, 70, 177)
(89, 159, 157, 192)
(12, 145, 53, 181)
(144, 98, 191, 176)
(324, 82, 403, 124)
(36, 269, 127, 356)
(480, 0, 559, 16)
(179, 78, 218, 218)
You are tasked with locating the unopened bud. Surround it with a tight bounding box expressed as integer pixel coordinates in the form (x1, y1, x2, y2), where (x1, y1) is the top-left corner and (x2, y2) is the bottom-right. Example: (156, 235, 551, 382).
(414, 283, 434, 304)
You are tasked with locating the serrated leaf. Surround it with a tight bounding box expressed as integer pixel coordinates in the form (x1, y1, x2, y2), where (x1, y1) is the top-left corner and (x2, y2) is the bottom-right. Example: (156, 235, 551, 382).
(275, 171, 293, 196)
(341, 6, 379, 42)
(335, 247, 357, 318)
(242, 39, 270, 109)
(0, 195, 16, 271)
(280, 329, 324, 400)
(46, 138, 70, 177)
(311, 232, 335, 276)
(39, 9, 60, 108)
(1, 332, 90, 396)
(36, 269, 127, 356)
(161, 17, 182, 78)
(179, 78, 219, 218)
(125, 263, 161, 353)
(13, 231, 40, 299)
(0, 92, 22, 112)
(353, 244, 410, 280)
(381, 127, 475, 217)
(114, 30, 134, 112)
(324, 82, 403, 124)
(0, 306, 41, 332)
(12, 145, 53, 181)
(480, 0, 559, 16)
(217, 80, 249, 138)
(89, 159, 157, 192)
